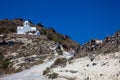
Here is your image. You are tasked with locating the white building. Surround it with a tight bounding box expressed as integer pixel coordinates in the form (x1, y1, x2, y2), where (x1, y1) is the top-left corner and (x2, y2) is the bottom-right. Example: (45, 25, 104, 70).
(17, 21, 40, 35)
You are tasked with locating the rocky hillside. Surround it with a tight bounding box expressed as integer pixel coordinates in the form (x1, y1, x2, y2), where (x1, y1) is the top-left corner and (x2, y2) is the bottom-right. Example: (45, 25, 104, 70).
(0, 18, 79, 48)
(0, 18, 120, 80)
(75, 32, 120, 58)
(48, 51, 120, 80)
(0, 18, 78, 76)
(41, 32, 120, 80)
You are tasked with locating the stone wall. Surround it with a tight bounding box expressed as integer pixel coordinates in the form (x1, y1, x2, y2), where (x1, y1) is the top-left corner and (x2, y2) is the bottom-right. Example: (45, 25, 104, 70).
(7, 34, 47, 39)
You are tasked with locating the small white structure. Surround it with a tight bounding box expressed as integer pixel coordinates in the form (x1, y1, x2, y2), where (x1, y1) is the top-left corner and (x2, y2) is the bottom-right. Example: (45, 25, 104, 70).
(95, 40, 102, 44)
(17, 21, 40, 35)
(34, 30, 40, 36)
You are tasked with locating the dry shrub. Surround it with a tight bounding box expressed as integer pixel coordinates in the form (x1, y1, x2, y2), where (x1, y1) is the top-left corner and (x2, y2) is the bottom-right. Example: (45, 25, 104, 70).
(51, 58, 67, 68)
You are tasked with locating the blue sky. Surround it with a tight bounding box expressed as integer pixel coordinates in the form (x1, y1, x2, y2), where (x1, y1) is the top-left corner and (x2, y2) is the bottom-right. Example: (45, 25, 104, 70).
(0, 0, 120, 44)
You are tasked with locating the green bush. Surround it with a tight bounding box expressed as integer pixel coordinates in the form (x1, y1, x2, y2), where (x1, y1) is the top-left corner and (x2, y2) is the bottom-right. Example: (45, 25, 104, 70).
(37, 23, 44, 28)
(0, 53, 10, 69)
(48, 73, 58, 79)
(0, 27, 16, 33)
(53, 38, 65, 43)
(0, 59, 10, 69)
(9, 28, 16, 32)
(43, 67, 50, 75)
(47, 33, 54, 40)
(41, 29, 47, 35)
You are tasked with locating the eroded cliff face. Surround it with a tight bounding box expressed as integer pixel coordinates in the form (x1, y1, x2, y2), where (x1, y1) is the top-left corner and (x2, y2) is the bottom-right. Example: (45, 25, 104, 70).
(40, 32, 120, 80)
(47, 51, 120, 80)
(75, 32, 120, 58)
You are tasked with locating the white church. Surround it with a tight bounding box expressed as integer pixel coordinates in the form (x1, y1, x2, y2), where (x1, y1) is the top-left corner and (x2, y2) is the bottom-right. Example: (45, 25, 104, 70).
(17, 21, 40, 35)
